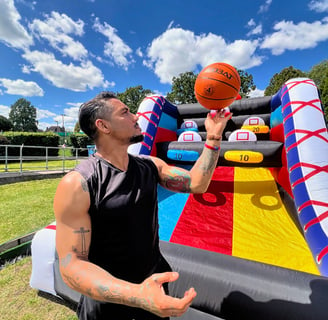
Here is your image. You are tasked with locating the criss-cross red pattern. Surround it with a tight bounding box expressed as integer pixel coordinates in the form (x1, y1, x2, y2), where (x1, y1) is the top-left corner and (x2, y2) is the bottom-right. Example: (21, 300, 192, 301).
(290, 162, 328, 188)
(317, 246, 328, 264)
(280, 79, 318, 100)
(299, 200, 328, 212)
(144, 95, 165, 109)
(300, 200, 328, 233)
(304, 210, 328, 232)
(140, 141, 151, 150)
(136, 98, 165, 151)
(282, 99, 323, 123)
(137, 110, 160, 126)
(143, 131, 153, 140)
(286, 128, 328, 153)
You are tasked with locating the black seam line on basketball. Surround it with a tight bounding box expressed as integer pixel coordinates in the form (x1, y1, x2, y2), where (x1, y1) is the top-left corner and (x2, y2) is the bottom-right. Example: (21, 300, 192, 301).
(198, 76, 239, 92)
(196, 94, 236, 101)
(223, 64, 240, 80)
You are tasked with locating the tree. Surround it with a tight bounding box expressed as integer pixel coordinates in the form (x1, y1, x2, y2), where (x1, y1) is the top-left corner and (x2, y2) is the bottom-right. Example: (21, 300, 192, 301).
(264, 66, 306, 96)
(117, 85, 152, 114)
(74, 121, 81, 133)
(166, 71, 198, 104)
(308, 60, 328, 122)
(9, 98, 38, 132)
(166, 69, 257, 105)
(308, 60, 328, 88)
(0, 115, 13, 131)
(237, 69, 256, 98)
(319, 75, 328, 122)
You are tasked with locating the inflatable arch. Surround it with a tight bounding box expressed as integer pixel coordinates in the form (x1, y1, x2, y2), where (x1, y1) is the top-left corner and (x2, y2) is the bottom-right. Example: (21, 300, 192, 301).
(30, 78, 328, 319)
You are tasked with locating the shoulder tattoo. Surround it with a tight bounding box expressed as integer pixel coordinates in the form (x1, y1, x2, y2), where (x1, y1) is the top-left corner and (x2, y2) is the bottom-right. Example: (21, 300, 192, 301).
(80, 177, 89, 192)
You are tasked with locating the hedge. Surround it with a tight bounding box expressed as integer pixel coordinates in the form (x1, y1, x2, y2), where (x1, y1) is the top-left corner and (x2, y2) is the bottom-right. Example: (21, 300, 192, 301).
(69, 133, 94, 156)
(1, 132, 60, 157)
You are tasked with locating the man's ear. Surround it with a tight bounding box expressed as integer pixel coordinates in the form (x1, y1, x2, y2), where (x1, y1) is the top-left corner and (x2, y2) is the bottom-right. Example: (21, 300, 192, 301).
(95, 119, 111, 134)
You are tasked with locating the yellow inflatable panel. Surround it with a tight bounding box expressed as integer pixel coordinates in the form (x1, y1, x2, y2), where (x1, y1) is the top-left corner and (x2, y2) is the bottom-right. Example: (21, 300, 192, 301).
(224, 150, 264, 164)
(232, 167, 319, 275)
(241, 125, 270, 134)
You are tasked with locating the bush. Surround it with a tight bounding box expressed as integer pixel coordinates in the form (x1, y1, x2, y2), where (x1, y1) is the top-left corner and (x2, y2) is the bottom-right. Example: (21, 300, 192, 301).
(70, 133, 94, 156)
(0, 135, 10, 156)
(2, 132, 60, 157)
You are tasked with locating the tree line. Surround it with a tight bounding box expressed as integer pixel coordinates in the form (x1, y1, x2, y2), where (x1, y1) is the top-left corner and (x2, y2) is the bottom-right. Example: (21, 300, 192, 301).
(0, 59, 327, 132)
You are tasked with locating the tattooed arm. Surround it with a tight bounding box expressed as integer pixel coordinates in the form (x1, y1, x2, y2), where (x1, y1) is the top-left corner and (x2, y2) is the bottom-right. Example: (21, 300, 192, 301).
(54, 171, 196, 317)
(152, 109, 232, 194)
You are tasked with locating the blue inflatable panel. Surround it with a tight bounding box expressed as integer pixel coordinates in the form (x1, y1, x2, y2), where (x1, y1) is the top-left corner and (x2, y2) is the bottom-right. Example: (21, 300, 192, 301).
(157, 186, 189, 241)
(177, 127, 199, 136)
(270, 105, 283, 128)
(270, 90, 282, 112)
(167, 149, 200, 162)
(159, 112, 178, 132)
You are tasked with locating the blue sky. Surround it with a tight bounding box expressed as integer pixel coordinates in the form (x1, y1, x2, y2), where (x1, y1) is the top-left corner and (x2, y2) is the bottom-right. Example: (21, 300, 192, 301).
(0, 0, 328, 131)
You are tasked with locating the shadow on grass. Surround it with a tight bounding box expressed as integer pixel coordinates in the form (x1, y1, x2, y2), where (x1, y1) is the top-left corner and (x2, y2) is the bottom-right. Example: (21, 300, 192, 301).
(38, 290, 77, 312)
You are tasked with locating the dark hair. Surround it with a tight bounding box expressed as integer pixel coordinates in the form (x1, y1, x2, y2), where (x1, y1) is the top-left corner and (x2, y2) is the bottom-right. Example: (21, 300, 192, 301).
(79, 91, 117, 140)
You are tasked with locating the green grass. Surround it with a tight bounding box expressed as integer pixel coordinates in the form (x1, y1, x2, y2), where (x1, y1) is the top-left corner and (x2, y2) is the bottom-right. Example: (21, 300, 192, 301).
(0, 257, 77, 320)
(0, 160, 80, 173)
(0, 178, 61, 244)
(0, 177, 78, 319)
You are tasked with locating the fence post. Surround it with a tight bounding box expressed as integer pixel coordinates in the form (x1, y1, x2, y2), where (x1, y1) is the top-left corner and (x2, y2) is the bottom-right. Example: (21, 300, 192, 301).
(75, 148, 79, 164)
(62, 145, 65, 172)
(19, 144, 23, 174)
(4, 145, 8, 172)
(45, 147, 49, 170)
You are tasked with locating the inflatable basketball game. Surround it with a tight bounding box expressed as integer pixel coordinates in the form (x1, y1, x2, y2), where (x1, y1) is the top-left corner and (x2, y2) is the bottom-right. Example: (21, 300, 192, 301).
(30, 78, 328, 319)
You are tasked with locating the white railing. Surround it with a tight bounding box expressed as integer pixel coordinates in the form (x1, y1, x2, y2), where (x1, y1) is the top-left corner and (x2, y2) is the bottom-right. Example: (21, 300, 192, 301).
(0, 144, 89, 174)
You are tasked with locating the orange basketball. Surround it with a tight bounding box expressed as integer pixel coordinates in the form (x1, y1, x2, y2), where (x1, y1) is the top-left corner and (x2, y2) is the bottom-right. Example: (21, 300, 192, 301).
(194, 62, 241, 110)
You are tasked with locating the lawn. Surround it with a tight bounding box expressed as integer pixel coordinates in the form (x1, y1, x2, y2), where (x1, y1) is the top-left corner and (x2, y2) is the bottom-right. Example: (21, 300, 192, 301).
(0, 178, 61, 244)
(0, 159, 79, 173)
(0, 178, 78, 319)
(0, 257, 77, 320)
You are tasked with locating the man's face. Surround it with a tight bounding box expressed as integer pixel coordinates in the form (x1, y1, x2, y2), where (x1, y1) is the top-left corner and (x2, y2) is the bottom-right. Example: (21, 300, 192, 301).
(103, 99, 144, 144)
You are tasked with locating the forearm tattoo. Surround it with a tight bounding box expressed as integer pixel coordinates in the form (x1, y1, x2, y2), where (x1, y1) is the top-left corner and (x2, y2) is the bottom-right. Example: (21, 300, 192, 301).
(196, 147, 219, 176)
(162, 168, 191, 193)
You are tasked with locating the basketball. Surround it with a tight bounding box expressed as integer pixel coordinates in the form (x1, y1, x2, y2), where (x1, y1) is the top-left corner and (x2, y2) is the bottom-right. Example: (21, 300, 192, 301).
(194, 62, 241, 110)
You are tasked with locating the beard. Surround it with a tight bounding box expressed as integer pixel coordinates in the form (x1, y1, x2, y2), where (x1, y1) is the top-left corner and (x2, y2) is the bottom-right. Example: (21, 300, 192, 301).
(129, 134, 144, 144)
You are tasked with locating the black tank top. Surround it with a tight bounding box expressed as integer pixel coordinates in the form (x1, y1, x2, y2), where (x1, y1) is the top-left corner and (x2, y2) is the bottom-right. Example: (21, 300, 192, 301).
(74, 154, 171, 320)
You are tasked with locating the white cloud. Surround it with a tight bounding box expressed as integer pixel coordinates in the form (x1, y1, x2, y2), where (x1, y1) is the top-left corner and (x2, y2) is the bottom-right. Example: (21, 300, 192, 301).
(260, 18, 328, 55)
(167, 21, 175, 29)
(67, 102, 83, 108)
(29, 11, 88, 61)
(309, 0, 328, 12)
(37, 109, 56, 120)
(64, 106, 79, 120)
(247, 19, 256, 27)
(0, 78, 44, 96)
(16, 0, 37, 10)
(93, 18, 134, 70)
(136, 47, 143, 58)
(144, 28, 263, 84)
(0, 105, 10, 118)
(248, 88, 265, 97)
(53, 106, 79, 130)
(22, 50, 110, 91)
(0, 0, 33, 49)
(259, 0, 273, 13)
(246, 19, 263, 36)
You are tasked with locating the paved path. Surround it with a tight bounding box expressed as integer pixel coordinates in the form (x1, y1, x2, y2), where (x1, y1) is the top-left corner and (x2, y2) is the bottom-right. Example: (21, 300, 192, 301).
(0, 170, 68, 185)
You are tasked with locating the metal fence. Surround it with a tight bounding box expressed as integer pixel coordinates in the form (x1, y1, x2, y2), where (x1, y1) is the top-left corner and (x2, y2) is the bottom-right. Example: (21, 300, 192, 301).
(0, 144, 89, 174)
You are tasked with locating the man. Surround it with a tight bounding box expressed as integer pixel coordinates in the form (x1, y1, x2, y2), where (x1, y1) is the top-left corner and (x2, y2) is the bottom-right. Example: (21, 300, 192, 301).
(54, 92, 231, 319)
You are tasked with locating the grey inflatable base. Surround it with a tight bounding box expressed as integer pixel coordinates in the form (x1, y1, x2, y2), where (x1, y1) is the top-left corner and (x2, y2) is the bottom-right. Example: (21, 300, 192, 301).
(54, 241, 328, 319)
